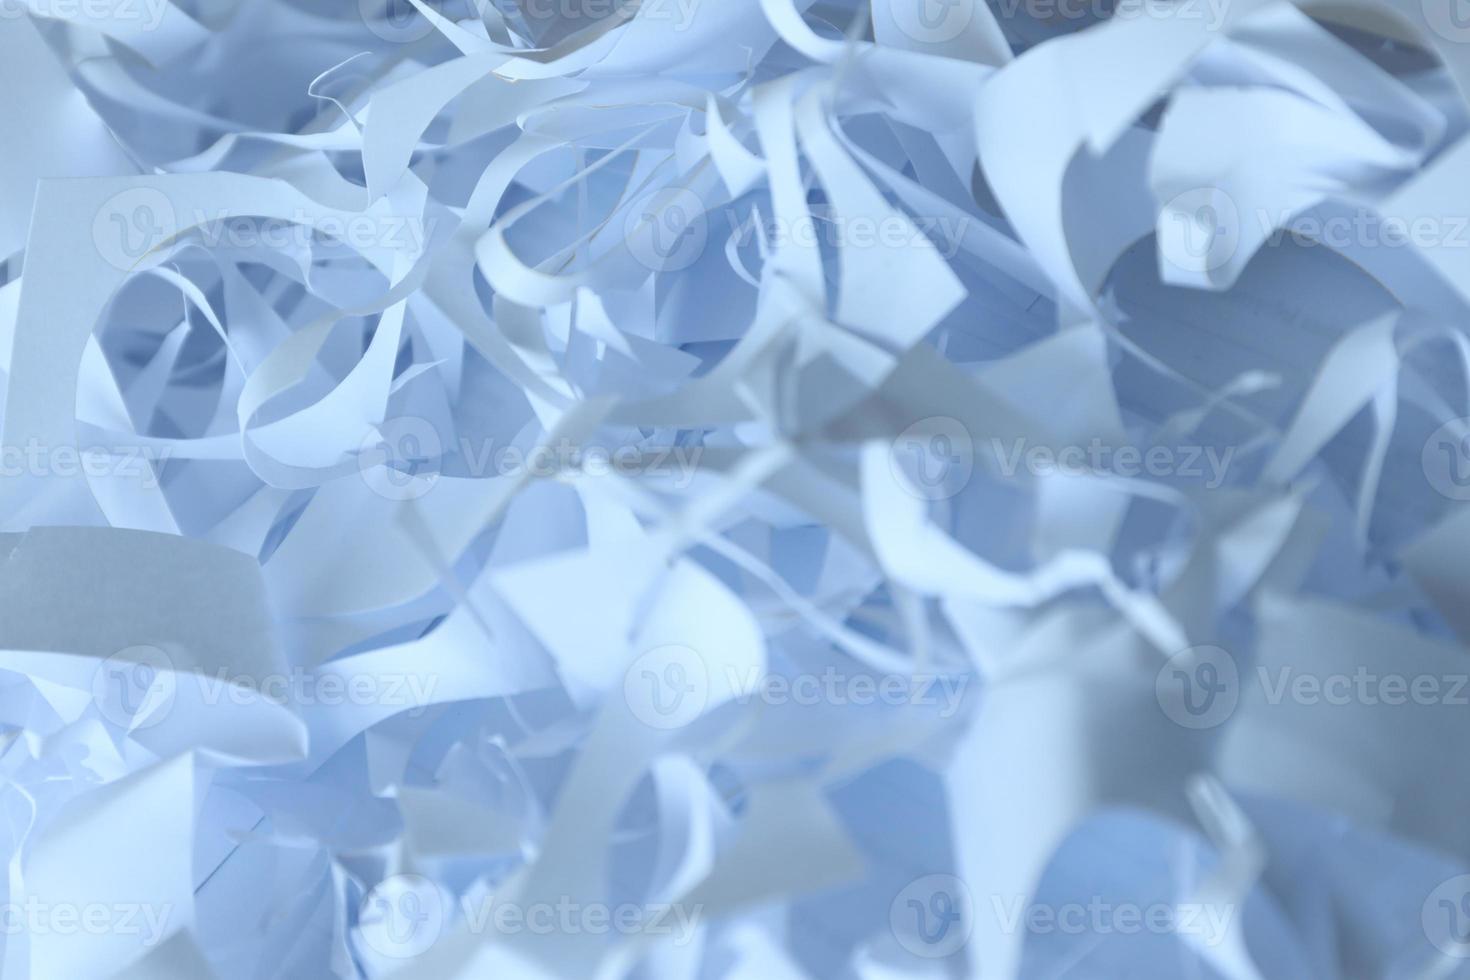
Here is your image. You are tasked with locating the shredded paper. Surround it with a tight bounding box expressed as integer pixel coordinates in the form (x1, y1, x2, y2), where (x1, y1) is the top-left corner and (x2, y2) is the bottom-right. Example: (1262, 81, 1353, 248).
(3, 0, 1470, 976)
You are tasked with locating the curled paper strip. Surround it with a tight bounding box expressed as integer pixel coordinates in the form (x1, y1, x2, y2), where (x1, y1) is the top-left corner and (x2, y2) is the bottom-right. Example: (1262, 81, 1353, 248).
(4, 1, 1470, 978)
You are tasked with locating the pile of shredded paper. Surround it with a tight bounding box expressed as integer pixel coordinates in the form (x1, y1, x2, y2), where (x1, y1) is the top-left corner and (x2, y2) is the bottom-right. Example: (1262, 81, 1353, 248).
(5, 0, 1470, 976)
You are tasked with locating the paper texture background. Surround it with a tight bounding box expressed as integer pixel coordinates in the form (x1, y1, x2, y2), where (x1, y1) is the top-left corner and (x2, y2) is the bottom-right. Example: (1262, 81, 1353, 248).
(0, 1, 1468, 977)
